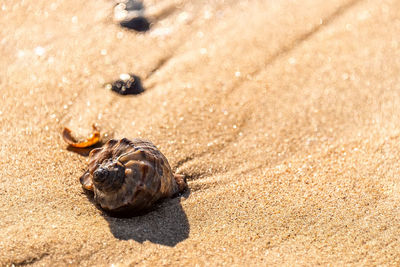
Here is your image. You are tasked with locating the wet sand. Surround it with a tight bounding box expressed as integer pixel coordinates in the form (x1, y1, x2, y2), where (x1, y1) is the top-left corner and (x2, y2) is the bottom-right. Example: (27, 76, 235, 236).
(1, 0, 400, 265)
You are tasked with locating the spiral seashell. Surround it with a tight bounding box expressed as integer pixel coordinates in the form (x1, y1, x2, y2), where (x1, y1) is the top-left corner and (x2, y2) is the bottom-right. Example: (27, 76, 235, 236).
(80, 138, 187, 214)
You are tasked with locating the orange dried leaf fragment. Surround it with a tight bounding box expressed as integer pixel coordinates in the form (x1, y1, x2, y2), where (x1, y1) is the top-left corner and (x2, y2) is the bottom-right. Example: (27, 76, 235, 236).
(62, 125, 100, 148)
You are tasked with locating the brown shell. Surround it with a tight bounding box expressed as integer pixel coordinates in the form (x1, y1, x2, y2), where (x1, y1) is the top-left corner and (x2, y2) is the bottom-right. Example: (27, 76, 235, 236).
(80, 138, 186, 214)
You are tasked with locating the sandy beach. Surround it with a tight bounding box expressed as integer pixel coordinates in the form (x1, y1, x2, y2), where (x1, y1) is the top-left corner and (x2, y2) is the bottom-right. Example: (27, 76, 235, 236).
(1, 0, 400, 265)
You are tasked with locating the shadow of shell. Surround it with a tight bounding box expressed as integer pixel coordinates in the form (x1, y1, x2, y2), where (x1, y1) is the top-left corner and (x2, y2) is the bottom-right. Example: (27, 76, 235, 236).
(103, 197, 189, 246)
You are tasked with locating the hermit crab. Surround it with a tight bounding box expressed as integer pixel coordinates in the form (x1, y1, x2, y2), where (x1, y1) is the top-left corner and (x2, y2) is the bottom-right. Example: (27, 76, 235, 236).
(80, 138, 187, 215)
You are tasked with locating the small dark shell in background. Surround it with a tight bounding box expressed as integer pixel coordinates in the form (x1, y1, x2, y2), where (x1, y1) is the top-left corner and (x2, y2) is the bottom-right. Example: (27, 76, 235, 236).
(120, 17, 150, 32)
(106, 73, 144, 95)
(114, 0, 150, 32)
(123, 0, 143, 11)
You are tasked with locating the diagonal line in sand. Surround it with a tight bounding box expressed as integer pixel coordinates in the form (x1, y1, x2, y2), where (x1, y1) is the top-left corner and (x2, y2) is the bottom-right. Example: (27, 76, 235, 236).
(250, 0, 364, 77)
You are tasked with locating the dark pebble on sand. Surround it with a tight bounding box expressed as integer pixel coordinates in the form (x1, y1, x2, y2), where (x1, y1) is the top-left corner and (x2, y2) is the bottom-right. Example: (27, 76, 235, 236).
(107, 73, 144, 95)
(120, 17, 150, 32)
(114, 0, 150, 32)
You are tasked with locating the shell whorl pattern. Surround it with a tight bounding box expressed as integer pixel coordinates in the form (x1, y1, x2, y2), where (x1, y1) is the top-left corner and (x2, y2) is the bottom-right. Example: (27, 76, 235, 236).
(80, 138, 185, 214)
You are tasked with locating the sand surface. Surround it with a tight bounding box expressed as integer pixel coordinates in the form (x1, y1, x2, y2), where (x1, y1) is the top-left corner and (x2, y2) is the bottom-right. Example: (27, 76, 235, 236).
(1, 0, 400, 265)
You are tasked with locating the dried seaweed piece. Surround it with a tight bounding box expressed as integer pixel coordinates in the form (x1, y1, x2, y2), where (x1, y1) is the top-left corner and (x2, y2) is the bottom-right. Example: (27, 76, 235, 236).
(80, 138, 187, 215)
(106, 73, 144, 95)
(62, 125, 100, 148)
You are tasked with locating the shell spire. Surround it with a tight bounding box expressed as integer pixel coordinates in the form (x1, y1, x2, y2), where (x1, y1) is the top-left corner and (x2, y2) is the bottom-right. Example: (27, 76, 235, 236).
(92, 160, 126, 192)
